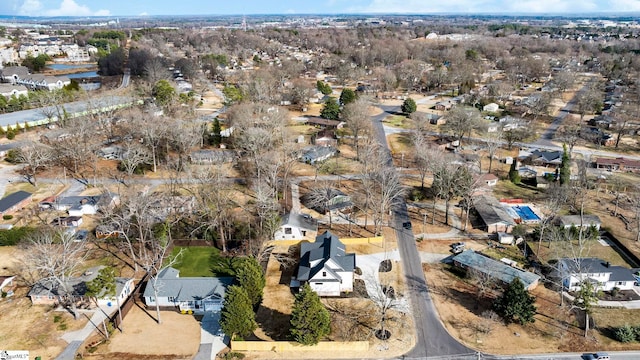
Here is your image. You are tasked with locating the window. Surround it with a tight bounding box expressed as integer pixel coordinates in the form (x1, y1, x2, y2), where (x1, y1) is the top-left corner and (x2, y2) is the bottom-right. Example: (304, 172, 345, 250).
(168, 297, 175, 302)
(322, 272, 327, 277)
(316, 283, 323, 286)
(284, 227, 292, 235)
(301, 230, 306, 236)
(617, 281, 624, 285)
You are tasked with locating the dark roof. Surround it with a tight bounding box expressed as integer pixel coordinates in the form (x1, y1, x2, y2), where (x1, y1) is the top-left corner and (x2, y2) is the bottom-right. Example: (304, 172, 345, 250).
(297, 231, 355, 282)
(453, 250, 540, 290)
(556, 215, 601, 227)
(305, 117, 341, 127)
(28, 266, 133, 298)
(559, 258, 636, 283)
(473, 195, 515, 227)
(142, 267, 233, 302)
(0, 191, 32, 213)
(281, 213, 318, 231)
(530, 150, 562, 164)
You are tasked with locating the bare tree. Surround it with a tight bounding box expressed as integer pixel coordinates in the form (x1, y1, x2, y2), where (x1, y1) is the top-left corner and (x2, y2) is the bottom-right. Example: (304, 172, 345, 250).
(145, 236, 183, 324)
(305, 180, 338, 229)
(468, 267, 497, 306)
(120, 141, 152, 179)
(14, 142, 53, 186)
(341, 97, 372, 160)
(411, 132, 439, 190)
(370, 167, 406, 234)
(143, 57, 171, 84)
(20, 229, 89, 319)
(481, 129, 503, 174)
(442, 105, 482, 144)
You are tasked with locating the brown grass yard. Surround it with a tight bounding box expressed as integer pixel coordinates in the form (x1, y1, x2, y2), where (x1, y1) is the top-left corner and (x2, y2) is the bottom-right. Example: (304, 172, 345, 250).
(424, 262, 640, 355)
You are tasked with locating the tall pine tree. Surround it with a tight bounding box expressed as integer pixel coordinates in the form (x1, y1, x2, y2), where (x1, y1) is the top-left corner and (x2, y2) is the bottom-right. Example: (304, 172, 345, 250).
(493, 278, 536, 325)
(220, 285, 257, 339)
(290, 283, 331, 345)
(559, 143, 571, 185)
(236, 257, 266, 307)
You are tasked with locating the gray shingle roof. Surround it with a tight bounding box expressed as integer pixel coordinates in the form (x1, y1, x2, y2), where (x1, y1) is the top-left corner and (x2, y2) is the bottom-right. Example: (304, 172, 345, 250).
(559, 258, 636, 283)
(556, 215, 601, 227)
(143, 267, 233, 302)
(453, 250, 540, 290)
(297, 231, 355, 282)
(0, 190, 32, 213)
(473, 195, 515, 227)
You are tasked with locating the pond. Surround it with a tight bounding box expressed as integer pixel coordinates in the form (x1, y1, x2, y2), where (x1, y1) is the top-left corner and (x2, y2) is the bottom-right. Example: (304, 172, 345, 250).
(48, 63, 96, 70)
(67, 71, 99, 79)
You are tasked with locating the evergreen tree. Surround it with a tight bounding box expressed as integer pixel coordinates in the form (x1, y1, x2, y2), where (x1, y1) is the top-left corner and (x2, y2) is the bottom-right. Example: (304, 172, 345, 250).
(290, 283, 331, 345)
(559, 143, 570, 185)
(401, 98, 417, 115)
(493, 279, 536, 325)
(316, 80, 332, 95)
(339, 88, 357, 106)
(152, 79, 176, 106)
(508, 160, 521, 184)
(211, 118, 222, 146)
(320, 98, 340, 120)
(220, 285, 257, 339)
(236, 257, 266, 307)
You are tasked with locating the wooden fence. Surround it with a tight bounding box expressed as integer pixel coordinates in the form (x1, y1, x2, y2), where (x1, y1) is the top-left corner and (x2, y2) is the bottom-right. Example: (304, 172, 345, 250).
(109, 272, 149, 329)
(230, 340, 369, 352)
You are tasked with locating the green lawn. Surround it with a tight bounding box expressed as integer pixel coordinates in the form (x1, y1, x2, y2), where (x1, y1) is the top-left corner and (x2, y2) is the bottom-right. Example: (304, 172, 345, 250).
(170, 246, 219, 277)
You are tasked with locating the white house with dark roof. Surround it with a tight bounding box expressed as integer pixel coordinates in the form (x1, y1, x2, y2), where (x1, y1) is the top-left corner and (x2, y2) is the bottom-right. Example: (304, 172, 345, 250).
(143, 267, 233, 313)
(0, 83, 28, 99)
(295, 231, 355, 296)
(555, 215, 601, 230)
(473, 194, 516, 233)
(274, 213, 318, 240)
(559, 258, 636, 291)
(28, 266, 134, 307)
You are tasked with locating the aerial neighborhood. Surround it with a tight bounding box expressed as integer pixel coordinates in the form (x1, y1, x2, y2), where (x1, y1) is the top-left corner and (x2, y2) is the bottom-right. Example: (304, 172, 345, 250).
(3, 10, 640, 360)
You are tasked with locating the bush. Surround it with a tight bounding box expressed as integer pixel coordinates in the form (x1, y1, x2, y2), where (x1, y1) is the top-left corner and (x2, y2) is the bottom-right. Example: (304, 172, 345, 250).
(223, 352, 245, 360)
(615, 324, 636, 343)
(2, 215, 12, 220)
(611, 287, 620, 297)
(0, 227, 36, 246)
(6, 129, 15, 140)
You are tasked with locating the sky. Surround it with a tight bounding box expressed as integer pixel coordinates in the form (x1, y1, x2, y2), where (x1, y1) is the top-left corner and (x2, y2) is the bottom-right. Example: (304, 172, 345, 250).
(2, 0, 640, 17)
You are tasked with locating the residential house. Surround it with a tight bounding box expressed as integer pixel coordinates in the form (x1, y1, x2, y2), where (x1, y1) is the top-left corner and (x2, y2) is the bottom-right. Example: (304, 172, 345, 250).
(40, 193, 118, 216)
(142, 267, 233, 313)
(274, 213, 318, 240)
(50, 216, 83, 228)
(312, 129, 338, 147)
(302, 189, 353, 214)
(189, 149, 237, 164)
(305, 117, 343, 128)
(473, 194, 516, 233)
(555, 215, 601, 230)
(476, 173, 499, 187)
(0, 275, 16, 297)
(559, 258, 636, 291)
(28, 267, 134, 307)
(295, 231, 356, 296)
(0, 66, 29, 84)
(17, 74, 71, 91)
(435, 101, 453, 111)
(300, 146, 337, 164)
(0, 190, 32, 216)
(452, 250, 540, 290)
(0, 83, 28, 99)
(147, 195, 196, 221)
(95, 223, 126, 240)
(522, 149, 563, 168)
(483, 103, 500, 112)
(594, 157, 640, 173)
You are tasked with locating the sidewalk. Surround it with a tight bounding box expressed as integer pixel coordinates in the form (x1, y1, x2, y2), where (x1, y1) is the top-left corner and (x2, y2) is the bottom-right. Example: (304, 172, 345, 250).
(55, 304, 117, 360)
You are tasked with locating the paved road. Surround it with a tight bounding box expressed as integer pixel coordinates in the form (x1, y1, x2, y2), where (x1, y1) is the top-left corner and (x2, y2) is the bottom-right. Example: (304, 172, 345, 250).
(371, 104, 475, 359)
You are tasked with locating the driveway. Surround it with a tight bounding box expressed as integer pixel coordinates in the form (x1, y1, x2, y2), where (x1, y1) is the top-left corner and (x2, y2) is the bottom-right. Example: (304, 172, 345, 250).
(193, 312, 227, 360)
(55, 305, 115, 360)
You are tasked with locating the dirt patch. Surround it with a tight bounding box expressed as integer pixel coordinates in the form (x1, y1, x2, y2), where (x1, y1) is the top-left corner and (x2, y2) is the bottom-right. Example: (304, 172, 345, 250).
(0, 287, 85, 360)
(97, 304, 200, 357)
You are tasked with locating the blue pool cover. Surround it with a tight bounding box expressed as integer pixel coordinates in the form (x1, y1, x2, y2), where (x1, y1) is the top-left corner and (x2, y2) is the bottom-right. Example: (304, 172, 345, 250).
(513, 206, 540, 221)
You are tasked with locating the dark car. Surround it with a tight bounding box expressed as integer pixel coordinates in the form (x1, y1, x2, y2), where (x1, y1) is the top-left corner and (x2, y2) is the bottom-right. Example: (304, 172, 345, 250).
(402, 222, 412, 230)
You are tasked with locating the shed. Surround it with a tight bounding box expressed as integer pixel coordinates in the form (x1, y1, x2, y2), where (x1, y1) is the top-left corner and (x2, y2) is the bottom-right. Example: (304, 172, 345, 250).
(498, 232, 515, 245)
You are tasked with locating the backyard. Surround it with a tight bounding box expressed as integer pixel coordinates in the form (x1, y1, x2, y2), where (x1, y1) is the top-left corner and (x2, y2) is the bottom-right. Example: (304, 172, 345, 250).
(170, 246, 219, 277)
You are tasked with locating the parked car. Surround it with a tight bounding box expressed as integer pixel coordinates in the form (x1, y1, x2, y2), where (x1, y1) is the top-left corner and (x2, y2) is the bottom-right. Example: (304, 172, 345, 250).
(584, 352, 610, 360)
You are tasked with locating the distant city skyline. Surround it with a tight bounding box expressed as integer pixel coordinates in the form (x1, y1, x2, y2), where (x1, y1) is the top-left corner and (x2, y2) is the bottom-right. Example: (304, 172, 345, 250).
(2, 0, 640, 17)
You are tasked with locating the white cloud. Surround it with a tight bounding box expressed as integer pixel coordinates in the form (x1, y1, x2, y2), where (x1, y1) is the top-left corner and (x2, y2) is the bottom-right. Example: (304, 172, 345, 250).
(19, 0, 110, 16)
(139, 12, 149, 16)
(18, 0, 43, 16)
(608, 0, 640, 11)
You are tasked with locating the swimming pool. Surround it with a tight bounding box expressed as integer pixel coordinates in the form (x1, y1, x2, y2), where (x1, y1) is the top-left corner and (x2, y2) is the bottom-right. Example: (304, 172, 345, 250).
(513, 205, 540, 222)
